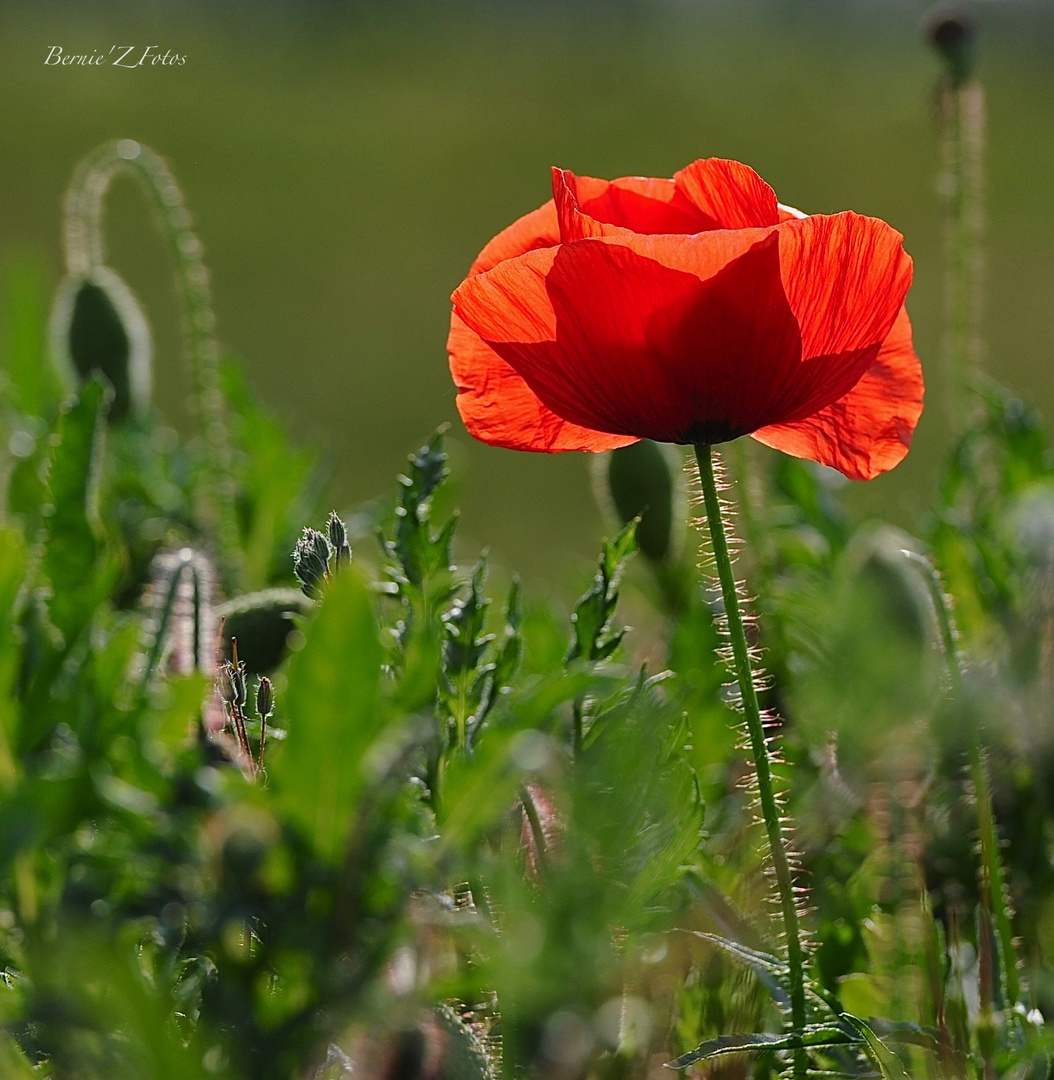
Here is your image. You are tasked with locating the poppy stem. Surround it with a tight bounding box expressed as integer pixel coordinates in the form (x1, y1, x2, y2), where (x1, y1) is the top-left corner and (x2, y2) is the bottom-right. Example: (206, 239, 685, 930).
(693, 443, 808, 1074)
(62, 140, 241, 588)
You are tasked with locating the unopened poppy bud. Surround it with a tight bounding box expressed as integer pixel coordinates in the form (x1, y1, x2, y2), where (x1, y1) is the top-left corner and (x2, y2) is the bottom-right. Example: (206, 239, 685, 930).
(293, 529, 331, 598)
(255, 676, 274, 719)
(49, 266, 152, 424)
(594, 440, 683, 564)
(925, 5, 977, 83)
(327, 512, 352, 568)
(224, 659, 248, 708)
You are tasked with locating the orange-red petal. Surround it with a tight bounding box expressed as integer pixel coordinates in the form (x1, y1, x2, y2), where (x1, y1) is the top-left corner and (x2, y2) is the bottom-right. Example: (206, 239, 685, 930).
(552, 168, 711, 242)
(453, 212, 912, 447)
(673, 159, 781, 229)
(448, 201, 634, 452)
(454, 234, 803, 443)
(752, 306, 923, 480)
(552, 159, 781, 242)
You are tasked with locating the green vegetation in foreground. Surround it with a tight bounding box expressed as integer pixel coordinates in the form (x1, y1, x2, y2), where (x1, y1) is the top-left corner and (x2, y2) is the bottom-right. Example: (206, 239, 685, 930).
(0, 137, 1053, 1079)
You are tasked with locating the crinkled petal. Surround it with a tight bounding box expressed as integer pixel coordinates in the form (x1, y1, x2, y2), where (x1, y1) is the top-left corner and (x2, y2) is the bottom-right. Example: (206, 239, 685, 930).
(752, 307, 923, 480)
(448, 201, 633, 452)
(552, 168, 712, 243)
(770, 211, 914, 424)
(673, 158, 781, 229)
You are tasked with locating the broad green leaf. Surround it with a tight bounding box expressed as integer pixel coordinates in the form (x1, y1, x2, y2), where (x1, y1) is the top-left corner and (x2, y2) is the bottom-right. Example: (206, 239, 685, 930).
(270, 568, 382, 862)
(0, 254, 62, 418)
(145, 674, 211, 760)
(41, 377, 112, 643)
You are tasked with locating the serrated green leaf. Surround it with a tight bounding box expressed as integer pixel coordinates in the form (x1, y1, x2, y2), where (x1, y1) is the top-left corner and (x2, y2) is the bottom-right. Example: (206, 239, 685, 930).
(568, 519, 637, 664)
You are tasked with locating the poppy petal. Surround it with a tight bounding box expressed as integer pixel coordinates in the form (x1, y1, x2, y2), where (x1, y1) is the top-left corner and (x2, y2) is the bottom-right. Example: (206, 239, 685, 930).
(780, 211, 913, 362)
(453, 233, 810, 443)
(448, 202, 634, 452)
(764, 211, 914, 425)
(673, 158, 782, 229)
(467, 201, 560, 275)
(752, 306, 923, 480)
(551, 168, 711, 243)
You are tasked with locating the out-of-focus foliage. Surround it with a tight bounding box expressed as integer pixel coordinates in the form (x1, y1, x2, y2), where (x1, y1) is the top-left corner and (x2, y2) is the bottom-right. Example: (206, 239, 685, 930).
(0, 150, 1053, 1080)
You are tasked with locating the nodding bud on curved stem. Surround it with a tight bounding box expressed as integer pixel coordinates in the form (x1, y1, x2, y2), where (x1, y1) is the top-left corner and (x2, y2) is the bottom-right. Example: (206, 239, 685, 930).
(53, 139, 240, 584)
(50, 266, 152, 423)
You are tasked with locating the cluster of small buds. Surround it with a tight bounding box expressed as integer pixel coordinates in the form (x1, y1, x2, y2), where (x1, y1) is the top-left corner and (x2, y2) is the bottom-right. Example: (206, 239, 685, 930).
(293, 529, 331, 598)
(292, 513, 352, 598)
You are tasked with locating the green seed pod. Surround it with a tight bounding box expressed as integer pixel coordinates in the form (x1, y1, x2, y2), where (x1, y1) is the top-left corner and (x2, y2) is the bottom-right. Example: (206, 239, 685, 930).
(217, 587, 313, 674)
(49, 266, 152, 423)
(592, 440, 685, 563)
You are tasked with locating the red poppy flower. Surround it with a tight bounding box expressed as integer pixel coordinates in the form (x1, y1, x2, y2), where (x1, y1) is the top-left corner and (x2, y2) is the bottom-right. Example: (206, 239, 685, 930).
(447, 159, 923, 480)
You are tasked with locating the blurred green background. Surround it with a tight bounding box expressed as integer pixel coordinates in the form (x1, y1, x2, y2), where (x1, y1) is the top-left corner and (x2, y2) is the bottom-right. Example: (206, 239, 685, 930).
(0, 0, 1052, 587)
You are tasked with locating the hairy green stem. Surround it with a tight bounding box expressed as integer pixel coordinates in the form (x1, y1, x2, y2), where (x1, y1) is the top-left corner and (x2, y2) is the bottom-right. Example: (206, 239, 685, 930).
(63, 139, 241, 585)
(906, 549, 1020, 1006)
(937, 73, 985, 428)
(694, 443, 807, 1076)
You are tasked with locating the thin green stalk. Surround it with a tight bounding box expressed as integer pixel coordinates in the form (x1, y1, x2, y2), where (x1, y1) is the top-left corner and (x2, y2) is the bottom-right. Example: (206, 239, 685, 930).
(519, 784, 549, 877)
(572, 697, 584, 760)
(693, 443, 807, 1077)
(905, 549, 1020, 1007)
(63, 139, 240, 585)
(937, 70, 985, 429)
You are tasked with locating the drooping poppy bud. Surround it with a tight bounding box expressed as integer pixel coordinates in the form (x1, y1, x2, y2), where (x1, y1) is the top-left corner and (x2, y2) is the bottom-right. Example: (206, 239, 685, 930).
(50, 266, 152, 423)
